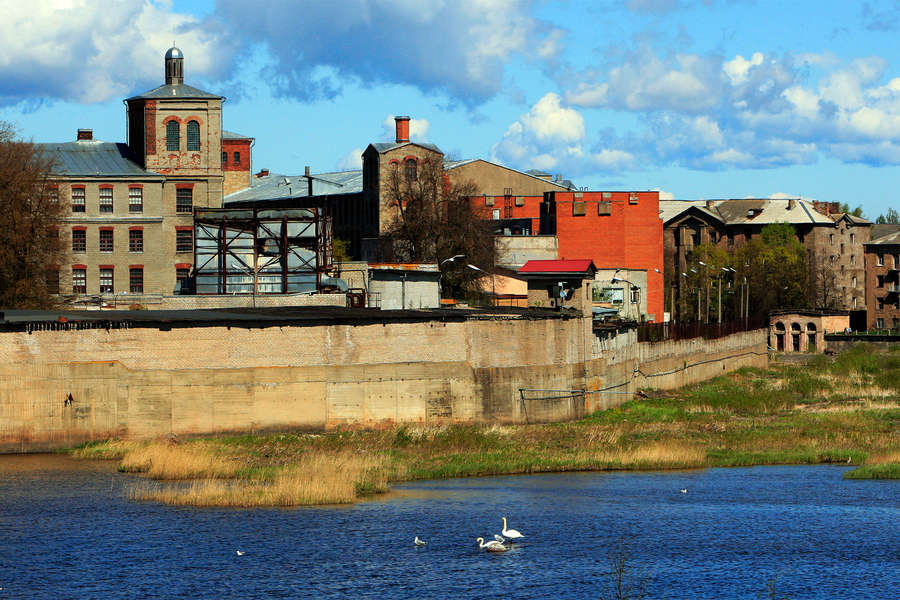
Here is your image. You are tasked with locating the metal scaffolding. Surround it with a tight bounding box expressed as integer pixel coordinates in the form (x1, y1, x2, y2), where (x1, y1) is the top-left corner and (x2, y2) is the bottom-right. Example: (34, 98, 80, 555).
(193, 207, 333, 295)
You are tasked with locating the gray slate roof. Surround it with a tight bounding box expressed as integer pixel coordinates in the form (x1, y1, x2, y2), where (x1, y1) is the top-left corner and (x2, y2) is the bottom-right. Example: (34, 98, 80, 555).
(659, 198, 835, 226)
(224, 169, 363, 203)
(369, 141, 442, 154)
(223, 130, 252, 140)
(127, 83, 222, 101)
(866, 225, 900, 246)
(39, 141, 158, 178)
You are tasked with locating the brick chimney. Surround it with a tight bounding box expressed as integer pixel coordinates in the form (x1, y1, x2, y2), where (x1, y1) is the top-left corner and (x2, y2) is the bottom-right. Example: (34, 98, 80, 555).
(788, 198, 796, 210)
(395, 116, 410, 143)
(255, 168, 269, 178)
(705, 200, 714, 209)
(77, 129, 93, 141)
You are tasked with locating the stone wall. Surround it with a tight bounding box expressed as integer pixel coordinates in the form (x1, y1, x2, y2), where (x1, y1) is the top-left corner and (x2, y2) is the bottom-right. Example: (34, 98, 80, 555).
(0, 314, 767, 452)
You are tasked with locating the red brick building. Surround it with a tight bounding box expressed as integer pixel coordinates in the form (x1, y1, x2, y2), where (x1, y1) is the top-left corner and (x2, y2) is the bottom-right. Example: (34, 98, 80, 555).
(864, 227, 900, 330)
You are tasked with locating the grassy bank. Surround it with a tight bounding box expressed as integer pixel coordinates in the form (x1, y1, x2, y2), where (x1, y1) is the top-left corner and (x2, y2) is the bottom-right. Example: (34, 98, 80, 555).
(70, 344, 899, 505)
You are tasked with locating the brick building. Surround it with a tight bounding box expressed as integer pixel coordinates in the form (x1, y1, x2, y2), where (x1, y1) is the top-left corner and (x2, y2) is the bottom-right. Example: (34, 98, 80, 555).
(660, 198, 871, 312)
(43, 47, 230, 299)
(864, 227, 900, 330)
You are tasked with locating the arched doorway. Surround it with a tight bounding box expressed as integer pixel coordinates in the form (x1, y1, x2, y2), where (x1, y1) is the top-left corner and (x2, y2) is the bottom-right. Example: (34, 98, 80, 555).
(806, 322, 817, 352)
(791, 322, 802, 352)
(774, 321, 786, 351)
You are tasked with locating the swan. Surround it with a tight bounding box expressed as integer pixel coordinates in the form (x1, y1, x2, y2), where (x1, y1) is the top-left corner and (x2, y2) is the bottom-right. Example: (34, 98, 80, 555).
(476, 537, 509, 552)
(501, 517, 523, 541)
(494, 534, 506, 543)
(680, 488, 688, 494)
(414, 536, 427, 546)
(236, 550, 245, 556)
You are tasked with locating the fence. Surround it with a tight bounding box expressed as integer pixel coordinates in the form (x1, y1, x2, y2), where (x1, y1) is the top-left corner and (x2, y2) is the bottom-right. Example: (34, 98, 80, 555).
(637, 317, 766, 343)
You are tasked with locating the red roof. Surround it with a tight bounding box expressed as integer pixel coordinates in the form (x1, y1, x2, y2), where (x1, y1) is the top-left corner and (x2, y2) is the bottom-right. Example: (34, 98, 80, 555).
(518, 259, 596, 274)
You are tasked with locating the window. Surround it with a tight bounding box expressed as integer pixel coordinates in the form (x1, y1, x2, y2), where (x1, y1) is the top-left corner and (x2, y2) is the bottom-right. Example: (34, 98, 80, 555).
(99, 268, 114, 294)
(72, 268, 86, 294)
(129, 229, 143, 253)
(850, 254, 855, 265)
(829, 255, 835, 265)
(572, 201, 586, 216)
(99, 229, 113, 252)
(176, 229, 193, 253)
(176, 187, 193, 213)
(514, 196, 524, 207)
(129, 268, 143, 294)
(598, 201, 612, 216)
(166, 120, 179, 151)
(878, 254, 885, 266)
(485, 196, 494, 207)
(72, 229, 86, 253)
(186, 120, 200, 151)
(176, 267, 190, 288)
(630, 287, 640, 304)
(850, 233, 855, 243)
(45, 269, 59, 294)
(233, 151, 240, 165)
(876, 318, 885, 329)
(222, 151, 227, 165)
(829, 233, 834, 244)
(840, 243, 844, 254)
(99, 187, 113, 213)
(129, 187, 142, 212)
(48, 187, 58, 203)
(628, 193, 639, 205)
(405, 158, 417, 181)
(852, 276, 857, 288)
(71, 187, 85, 212)
(877, 275, 884, 288)
(852, 296, 857, 309)
(878, 299, 885, 310)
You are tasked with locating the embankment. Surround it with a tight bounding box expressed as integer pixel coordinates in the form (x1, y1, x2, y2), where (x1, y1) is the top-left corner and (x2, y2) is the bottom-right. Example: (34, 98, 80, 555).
(0, 309, 767, 452)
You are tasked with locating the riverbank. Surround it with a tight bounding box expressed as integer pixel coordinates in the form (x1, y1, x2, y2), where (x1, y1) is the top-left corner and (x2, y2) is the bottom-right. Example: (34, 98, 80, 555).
(69, 344, 899, 506)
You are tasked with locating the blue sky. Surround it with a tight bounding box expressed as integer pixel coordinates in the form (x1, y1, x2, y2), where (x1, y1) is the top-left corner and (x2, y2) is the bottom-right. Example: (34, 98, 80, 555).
(2, 0, 899, 218)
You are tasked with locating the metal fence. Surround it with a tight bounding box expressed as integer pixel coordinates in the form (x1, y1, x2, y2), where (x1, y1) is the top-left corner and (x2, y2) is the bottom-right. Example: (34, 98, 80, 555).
(637, 317, 766, 343)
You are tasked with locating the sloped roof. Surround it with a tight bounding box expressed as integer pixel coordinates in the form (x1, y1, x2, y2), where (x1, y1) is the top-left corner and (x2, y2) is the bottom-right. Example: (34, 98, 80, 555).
(223, 130, 252, 140)
(444, 158, 576, 190)
(127, 83, 222, 101)
(658, 200, 723, 224)
(39, 141, 158, 178)
(870, 224, 900, 240)
(223, 169, 363, 203)
(659, 198, 834, 226)
(519, 259, 596, 275)
(369, 141, 443, 154)
(833, 212, 872, 225)
(866, 227, 900, 246)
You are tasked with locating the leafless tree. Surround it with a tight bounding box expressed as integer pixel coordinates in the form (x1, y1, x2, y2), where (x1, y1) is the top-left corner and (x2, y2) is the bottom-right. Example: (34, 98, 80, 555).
(381, 158, 495, 298)
(0, 121, 65, 308)
(810, 251, 840, 310)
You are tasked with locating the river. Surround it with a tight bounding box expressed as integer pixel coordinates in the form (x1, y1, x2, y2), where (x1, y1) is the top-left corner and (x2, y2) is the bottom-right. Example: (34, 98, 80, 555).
(0, 455, 897, 599)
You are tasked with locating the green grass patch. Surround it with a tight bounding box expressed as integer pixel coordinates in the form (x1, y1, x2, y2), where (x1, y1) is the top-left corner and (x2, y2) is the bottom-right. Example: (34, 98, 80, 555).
(843, 463, 900, 479)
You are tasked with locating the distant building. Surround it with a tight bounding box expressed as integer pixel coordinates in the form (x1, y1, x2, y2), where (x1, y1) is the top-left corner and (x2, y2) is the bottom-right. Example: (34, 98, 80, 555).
(660, 198, 871, 312)
(864, 226, 900, 330)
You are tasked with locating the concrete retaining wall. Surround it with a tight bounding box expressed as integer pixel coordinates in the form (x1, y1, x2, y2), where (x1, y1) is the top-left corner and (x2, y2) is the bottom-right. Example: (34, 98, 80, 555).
(0, 315, 767, 452)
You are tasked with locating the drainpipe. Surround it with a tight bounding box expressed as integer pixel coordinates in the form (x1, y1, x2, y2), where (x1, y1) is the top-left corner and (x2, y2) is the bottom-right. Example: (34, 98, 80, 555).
(401, 272, 407, 309)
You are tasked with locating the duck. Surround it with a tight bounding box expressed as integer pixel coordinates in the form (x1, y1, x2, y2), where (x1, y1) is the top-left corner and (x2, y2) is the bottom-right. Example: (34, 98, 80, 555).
(501, 517, 524, 541)
(476, 537, 509, 553)
(414, 536, 427, 547)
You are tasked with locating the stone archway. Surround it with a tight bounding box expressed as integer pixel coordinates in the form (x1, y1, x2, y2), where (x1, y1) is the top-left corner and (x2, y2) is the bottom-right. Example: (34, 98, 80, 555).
(806, 322, 817, 352)
(774, 321, 786, 352)
(791, 322, 802, 352)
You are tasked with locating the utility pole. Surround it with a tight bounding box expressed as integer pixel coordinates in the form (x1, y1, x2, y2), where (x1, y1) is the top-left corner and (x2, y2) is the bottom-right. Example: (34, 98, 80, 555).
(717, 277, 722, 324)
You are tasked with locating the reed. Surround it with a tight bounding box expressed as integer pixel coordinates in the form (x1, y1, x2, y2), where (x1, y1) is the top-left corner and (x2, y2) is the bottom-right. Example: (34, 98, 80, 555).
(118, 441, 240, 479)
(130, 450, 397, 506)
(70, 439, 138, 460)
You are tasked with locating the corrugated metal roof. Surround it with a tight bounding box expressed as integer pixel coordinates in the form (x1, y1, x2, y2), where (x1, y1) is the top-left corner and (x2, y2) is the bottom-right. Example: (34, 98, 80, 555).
(40, 141, 156, 177)
(866, 227, 900, 246)
(223, 170, 363, 203)
(368, 263, 440, 272)
(223, 130, 252, 140)
(519, 259, 596, 274)
(127, 83, 222, 100)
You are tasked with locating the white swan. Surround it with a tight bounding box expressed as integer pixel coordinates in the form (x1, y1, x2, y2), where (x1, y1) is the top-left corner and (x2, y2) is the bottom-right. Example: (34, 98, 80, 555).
(494, 534, 506, 543)
(501, 517, 524, 541)
(236, 550, 245, 556)
(414, 536, 426, 546)
(680, 488, 688, 494)
(476, 537, 509, 552)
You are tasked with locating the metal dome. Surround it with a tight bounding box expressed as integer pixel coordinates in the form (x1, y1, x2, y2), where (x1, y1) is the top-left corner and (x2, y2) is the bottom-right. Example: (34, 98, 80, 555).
(165, 46, 183, 60)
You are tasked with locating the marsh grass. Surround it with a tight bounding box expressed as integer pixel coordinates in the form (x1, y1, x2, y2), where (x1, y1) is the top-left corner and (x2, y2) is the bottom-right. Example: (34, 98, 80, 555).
(117, 441, 241, 479)
(69, 439, 138, 460)
(130, 451, 398, 506)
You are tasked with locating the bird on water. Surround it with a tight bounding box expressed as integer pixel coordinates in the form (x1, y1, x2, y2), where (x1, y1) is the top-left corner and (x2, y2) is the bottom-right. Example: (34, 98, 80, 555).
(501, 517, 523, 541)
(476, 537, 509, 552)
(680, 488, 688, 494)
(414, 536, 426, 547)
(236, 550, 245, 556)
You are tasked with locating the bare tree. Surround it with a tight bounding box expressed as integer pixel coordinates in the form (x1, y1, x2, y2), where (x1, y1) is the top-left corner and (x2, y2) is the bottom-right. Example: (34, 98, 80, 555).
(381, 158, 495, 298)
(810, 251, 840, 309)
(0, 121, 65, 308)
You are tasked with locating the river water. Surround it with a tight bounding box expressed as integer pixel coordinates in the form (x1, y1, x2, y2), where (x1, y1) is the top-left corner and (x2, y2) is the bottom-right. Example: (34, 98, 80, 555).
(0, 455, 897, 599)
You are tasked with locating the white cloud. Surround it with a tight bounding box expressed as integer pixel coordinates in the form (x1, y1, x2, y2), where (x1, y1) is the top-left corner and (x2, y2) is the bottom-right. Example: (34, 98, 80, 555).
(520, 93, 585, 143)
(337, 148, 364, 171)
(769, 192, 816, 201)
(0, 0, 232, 105)
(723, 52, 763, 85)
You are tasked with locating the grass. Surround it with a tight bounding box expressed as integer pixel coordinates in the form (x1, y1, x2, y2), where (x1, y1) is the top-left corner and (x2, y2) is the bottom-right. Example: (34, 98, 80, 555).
(70, 344, 899, 506)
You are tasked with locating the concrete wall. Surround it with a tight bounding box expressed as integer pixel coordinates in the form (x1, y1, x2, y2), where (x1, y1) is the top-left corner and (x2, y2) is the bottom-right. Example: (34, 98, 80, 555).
(0, 314, 767, 452)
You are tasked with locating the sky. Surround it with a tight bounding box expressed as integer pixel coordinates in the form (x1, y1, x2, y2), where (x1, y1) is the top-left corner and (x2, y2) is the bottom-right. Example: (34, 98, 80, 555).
(2, 0, 899, 218)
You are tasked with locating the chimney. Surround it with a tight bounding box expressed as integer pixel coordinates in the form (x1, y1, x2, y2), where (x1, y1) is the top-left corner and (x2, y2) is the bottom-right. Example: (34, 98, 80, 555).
(395, 116, 410, 143)
(256, 168, 269, 178)
(788, 198, 796, 210)
(305, 166, 313, 196)
(77, 129, 93, 141)
(705, 200, 714, 209)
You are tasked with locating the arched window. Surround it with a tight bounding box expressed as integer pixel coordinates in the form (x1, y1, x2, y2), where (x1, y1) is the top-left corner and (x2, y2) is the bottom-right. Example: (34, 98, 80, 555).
(186, 120, 200, 151)
(166, 121, 180, 151)
(806, 322, 817, 332)
(405, 158, 417, 182)
(775, 322, 785, 331)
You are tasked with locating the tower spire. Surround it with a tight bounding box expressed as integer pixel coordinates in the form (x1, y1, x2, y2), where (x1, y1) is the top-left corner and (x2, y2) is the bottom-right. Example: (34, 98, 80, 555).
(165, 46, 184, 85)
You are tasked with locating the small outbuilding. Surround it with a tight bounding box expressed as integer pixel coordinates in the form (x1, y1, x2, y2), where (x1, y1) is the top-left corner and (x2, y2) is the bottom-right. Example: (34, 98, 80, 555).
(367, 263, 441, 310)
(518, 259, 597, 316)
(769, 309, 850, 353)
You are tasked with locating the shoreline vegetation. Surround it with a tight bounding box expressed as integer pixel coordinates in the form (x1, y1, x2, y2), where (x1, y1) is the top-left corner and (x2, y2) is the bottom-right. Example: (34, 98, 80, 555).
(69, 345, 899, 507)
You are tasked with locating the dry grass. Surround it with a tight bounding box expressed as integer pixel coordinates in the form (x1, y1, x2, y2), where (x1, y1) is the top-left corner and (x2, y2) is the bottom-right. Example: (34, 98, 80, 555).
(130, 451, 398, 506)
(577, 441, 707, 469)
(865, 449, 900, 465)
(70, 439, 139, 460)
(118, 441, 241, 479)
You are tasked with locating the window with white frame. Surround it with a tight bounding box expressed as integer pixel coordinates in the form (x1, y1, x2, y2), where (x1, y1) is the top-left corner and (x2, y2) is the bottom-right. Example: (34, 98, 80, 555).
(99, 187, 113, 213)
(129, 268, 143, 294)
(129, 187, 142, 212)
(99, 229, 113, 252)
(71, 187, 85, 212)
(176, 188, 193, 213)
(72, 268, 86, 294)
(99, 268, 114, 293)
(129, 229, 143, 253)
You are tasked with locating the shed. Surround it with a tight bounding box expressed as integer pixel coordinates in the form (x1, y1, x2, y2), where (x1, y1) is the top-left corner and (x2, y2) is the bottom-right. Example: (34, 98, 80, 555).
(518, 259, 597, 315)
(368, 263, 441, 310)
